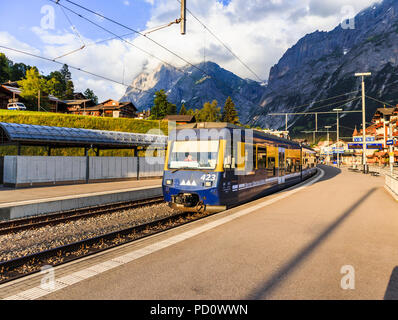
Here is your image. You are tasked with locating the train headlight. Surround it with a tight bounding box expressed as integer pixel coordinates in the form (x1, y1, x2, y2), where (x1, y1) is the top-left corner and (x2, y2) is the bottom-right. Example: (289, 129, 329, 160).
(166, 179, 173, 185)
(205, 181, 212, 187)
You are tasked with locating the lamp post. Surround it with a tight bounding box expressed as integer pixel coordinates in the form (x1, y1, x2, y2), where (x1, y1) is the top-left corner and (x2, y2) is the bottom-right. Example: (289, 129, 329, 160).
(333, 108, 343, 167)
(325, 125, 332, 165)
(355, 72, 371, 173)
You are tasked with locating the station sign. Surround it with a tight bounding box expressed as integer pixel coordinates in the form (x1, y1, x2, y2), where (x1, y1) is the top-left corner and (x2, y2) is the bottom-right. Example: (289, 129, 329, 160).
(348, 143, 383, 150)
(353, 137, 375, 142)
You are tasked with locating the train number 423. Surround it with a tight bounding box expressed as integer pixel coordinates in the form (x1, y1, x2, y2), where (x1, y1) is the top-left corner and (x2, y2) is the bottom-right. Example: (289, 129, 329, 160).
(200, 174, 216, 181)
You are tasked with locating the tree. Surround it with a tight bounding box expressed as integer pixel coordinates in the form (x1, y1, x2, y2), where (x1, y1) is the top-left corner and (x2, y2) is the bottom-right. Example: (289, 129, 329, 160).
(84, 88, 98, 104)
(60, 64, 72, 83)
(10, 62, 31, 81)
(18, 67, 59, 110)
(0, 53, 11, 83)
(150, 89, 176, 119)
(196, 100, 221, 122)
(64, 80, 74, 100)
(222, 96, 239, 124)
(46, 71, 65, 98)
(179, 103, 187, 115)
(167, 102, 177, 115)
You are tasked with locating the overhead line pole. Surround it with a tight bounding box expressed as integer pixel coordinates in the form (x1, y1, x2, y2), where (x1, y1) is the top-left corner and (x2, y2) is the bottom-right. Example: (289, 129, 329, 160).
(180, 0, 186, 35)
(355, 72, 371, 174)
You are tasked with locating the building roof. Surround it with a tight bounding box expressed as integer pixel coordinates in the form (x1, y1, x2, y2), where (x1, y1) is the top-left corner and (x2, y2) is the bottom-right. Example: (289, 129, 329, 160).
(375, 108, 394, 116)
(1, 85, 64, 103)
(0, 122, 167, 149)
(64, 99, 93, 105)
(164, 115, 195, 122)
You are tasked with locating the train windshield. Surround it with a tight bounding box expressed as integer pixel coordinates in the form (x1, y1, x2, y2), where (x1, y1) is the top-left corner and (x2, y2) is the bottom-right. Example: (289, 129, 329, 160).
(168, 140, 219, 170)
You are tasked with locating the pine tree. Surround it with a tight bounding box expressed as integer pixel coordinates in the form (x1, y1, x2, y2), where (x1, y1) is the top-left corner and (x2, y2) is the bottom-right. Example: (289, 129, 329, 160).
(150, 89, 177, 119)
(64, 80, 74, 100)
(179, 104, 187, 115)
(84, 88, 98, 104)
(222, 96, 239, 124)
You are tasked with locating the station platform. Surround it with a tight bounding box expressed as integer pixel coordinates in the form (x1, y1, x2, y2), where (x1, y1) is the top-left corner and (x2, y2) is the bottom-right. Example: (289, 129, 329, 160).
(0, 179, 162, 221)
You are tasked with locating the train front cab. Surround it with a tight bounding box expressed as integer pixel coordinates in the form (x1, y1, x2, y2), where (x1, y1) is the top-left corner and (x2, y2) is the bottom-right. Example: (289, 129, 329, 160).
(162, 136, 227, 213)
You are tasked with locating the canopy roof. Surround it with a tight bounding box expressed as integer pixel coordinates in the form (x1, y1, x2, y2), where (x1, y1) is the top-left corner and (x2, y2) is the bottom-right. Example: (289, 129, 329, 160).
(0, 122, 167, 149)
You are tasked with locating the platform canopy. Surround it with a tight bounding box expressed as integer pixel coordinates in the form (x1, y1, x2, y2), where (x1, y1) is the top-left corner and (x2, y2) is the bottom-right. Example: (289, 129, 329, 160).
(0, 122, 167, 150)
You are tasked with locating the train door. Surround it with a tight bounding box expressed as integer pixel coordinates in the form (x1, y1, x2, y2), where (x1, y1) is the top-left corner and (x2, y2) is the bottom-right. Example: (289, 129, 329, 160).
(278, 147, 286, 184)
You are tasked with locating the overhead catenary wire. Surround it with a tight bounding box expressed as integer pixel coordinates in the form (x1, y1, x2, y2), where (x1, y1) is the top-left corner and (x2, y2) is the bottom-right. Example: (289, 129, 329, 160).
(284, 90, 361, 111)
(53, 3, 86, 60)
(59, 0, 210, 77)
(176, 0, 264, 82)
(0, 45, 153, 93)
(365, 95, 396, 108)
(50, 0, 189, 79)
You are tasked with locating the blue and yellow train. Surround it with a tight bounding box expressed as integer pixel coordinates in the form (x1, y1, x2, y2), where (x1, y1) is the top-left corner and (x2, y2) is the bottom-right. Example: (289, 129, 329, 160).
(162, 123, 317, 212)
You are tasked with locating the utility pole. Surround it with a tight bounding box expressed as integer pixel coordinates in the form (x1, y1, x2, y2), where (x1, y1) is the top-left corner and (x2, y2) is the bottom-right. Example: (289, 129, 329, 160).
(325, 125, 332, 165)
(38, 89, 40, 111)
(333, 108, 342, 167)
(180, 0, 186, 35)
(285, 114, 288, 131)
(389, 121, 393, 175)
(355, 72, 371, 173)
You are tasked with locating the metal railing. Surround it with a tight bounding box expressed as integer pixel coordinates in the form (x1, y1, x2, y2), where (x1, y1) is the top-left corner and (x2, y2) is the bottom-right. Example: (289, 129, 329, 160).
(368, 165, 398, 177)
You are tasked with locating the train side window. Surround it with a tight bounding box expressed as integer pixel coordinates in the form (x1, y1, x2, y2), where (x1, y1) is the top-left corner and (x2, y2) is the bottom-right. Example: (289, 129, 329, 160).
(257, 146, 267, 169)
(286, 158, 293, 172)
(295, 159, 301, 172)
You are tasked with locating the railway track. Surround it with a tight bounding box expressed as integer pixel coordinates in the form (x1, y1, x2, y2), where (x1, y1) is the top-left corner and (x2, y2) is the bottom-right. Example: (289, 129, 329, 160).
(0, 204, 211, 285)
(0, 196, 164, 235)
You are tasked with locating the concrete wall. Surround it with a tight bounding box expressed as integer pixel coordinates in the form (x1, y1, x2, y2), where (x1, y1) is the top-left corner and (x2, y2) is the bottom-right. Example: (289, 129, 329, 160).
(3, 156, 164, 187)
(89, 157, 138, 180)
(385, 174, 398, 200)
(139, 157, 164, 178)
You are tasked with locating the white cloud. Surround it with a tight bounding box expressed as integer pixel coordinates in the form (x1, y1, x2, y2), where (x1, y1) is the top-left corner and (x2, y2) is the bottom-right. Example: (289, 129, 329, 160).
(0, 0, 382, 102)
(123, 1, 130, 6)
(0, 31, 41, 62)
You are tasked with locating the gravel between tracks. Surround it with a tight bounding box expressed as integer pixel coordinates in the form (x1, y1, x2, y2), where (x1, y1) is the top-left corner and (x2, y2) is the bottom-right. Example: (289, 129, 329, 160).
(0, 203, 177, 262)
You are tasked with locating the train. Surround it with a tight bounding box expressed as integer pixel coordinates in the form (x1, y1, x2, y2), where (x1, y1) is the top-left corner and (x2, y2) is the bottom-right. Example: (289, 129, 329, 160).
(162, 122, 317, 213)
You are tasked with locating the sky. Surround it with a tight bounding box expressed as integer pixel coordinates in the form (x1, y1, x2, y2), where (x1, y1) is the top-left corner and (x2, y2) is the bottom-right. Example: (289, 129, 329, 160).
(0, 0, 382, 102)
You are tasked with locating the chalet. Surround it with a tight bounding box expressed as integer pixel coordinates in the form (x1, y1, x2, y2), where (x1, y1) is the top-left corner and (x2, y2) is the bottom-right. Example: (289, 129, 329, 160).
(163, 115, 196, 124)
(65, 99, 96, 115)
(136, 109, 151, 120)
(82, 99, 138, 118)
(0, 82, 66, 112)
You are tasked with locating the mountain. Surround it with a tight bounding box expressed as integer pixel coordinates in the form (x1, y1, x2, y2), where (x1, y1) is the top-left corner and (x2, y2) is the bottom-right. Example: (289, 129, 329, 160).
(249, 0, 398, 136)
(120, 61, 266, 122)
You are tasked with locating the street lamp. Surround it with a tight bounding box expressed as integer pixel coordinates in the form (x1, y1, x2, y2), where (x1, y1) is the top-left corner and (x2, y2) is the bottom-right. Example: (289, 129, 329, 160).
(355, 72, 371, 173)
(325, 125, 332, 165)
(333, 108, 343, 167)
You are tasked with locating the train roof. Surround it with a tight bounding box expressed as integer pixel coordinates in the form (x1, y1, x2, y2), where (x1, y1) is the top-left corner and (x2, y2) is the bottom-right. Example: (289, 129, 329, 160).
(175, 122, 301, 147)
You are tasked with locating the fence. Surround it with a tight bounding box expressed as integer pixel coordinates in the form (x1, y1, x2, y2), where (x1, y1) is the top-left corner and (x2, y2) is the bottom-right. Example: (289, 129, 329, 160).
(2, 156, 164, 187)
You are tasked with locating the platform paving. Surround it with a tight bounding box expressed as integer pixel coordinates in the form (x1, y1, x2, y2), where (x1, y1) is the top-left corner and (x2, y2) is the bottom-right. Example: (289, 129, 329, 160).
(0, 179, 162, 204)
(1, 165, 398, 300)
